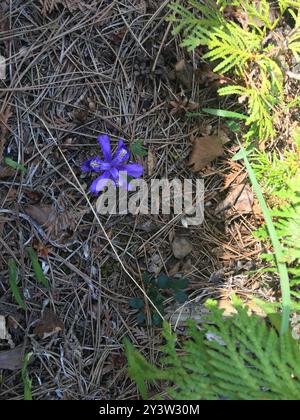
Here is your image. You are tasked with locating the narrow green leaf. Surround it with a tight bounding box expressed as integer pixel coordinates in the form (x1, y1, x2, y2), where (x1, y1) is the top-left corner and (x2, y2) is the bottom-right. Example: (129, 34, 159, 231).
(26, 247, 49, 289)
(235, 144, 291, 335)
(8, 259, 26, 310)
(22, 353, 33, 401)
(202, 108, 248, 120)
(186, 111, 203, 118)
(4, 157, 28, 173)
(232, 148, 251, 161)
(226, 120, 241, 133)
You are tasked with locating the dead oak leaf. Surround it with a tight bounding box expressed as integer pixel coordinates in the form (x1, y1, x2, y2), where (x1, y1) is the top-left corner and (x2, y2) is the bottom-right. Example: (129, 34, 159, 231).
(33, 309, 64, 339)
(194, 63, 223, 88)
(23, 204, 57, 227)
(189, 136, 224, 172)
(0, 165, 16, 179)
(169, 96, 199, 116)
(23, 199, 75, 241)
(215, 183, 254, 215)
(174, 59, 194, 90)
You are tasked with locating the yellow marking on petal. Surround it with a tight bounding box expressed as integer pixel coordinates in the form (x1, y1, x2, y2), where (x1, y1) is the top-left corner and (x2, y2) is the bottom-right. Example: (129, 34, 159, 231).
(118, 149, 127, 158)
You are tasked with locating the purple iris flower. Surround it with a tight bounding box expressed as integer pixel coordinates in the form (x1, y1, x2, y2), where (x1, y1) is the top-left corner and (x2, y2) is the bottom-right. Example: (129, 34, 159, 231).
(81, 134, 144, 194)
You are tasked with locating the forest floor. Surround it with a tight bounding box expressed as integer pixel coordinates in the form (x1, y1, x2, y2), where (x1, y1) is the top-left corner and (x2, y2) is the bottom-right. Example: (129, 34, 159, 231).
(0, 0, 275, 400)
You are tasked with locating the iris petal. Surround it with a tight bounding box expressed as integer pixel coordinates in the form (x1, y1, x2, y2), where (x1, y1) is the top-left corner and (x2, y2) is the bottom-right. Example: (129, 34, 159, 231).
(110, 168, 129, 189)
(111, 140, 130, 166)
(90, 171, 113, 193)
(81, 157, 104, 173)
(118, 163, 144, 178)
(97, 134, 112, 161)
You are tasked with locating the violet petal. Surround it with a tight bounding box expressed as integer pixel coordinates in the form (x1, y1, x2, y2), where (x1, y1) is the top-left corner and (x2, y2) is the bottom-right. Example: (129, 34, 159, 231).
(111, 140, 130, 166)
(97, 134, 112, 162)
(118, 163, 144, 178)
(81, 157, 104, 173)
(90, 171, 113, 193)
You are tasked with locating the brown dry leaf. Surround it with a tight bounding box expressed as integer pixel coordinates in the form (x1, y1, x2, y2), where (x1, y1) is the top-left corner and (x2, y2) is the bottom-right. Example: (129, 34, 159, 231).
(218, 296, 266, 318)
(0, 166, 16, 179)
(110, 28, 127, 44)
(194, 63, 222, 88)
(73, 108, 90, 124)
(24, 204, 56, 227)
(168, 260, 182, 277)
(223, 161, 245, 190)
(32, 238, 51, 258)
(215, 183, 254, 215)
(23, 197, 75, 240)
(216, 126, 232, 145)
(33, 309, 64, 339)
(169, 96, 199, 116)
(189, 136, 224, 172)
(218, 299, 238, 316)
(24, 189, 43, 204)
(172, 236, 193, 260)
(174, 59, 194, 90)
(212, 246, 237, 261)
(0, 346, 24, 370)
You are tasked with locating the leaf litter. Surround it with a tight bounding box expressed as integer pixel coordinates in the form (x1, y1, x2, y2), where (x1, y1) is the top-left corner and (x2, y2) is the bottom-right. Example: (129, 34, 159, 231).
(33, 309, 64, 339)
(0, 0, 272, 400)
(189, 135, 224, 172)
(215, 183, 254, 216)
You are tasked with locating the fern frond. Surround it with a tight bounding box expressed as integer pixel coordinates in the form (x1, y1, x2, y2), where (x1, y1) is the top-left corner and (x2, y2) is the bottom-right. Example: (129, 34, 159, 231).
(126, 304, 300, 400)
(289, 9, 300, 60)
(204, 22, 261, 74)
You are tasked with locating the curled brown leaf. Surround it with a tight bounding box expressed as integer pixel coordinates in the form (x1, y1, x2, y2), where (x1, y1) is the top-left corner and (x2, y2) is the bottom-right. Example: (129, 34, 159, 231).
(33, 309, 64, 339)
(188, 136, 224, 173)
